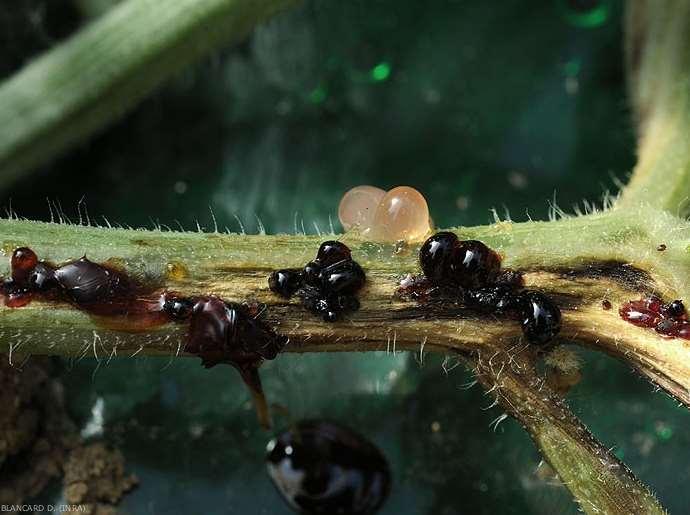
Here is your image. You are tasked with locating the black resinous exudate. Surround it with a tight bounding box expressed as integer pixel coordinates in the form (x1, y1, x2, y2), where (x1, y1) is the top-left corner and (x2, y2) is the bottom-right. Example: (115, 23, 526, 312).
(398, 232, 562, 347)
(266, 419, 391, 515)
(268, 241, 365, 322)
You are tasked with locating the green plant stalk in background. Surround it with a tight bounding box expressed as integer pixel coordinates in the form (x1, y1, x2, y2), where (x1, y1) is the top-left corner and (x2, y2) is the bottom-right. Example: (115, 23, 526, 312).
(0, 0, 689, 514)
(0, 0, 299, 188)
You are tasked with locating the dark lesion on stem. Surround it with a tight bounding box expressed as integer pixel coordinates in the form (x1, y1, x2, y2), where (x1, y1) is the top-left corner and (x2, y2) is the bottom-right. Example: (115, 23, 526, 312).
(535, 260, 656, 293)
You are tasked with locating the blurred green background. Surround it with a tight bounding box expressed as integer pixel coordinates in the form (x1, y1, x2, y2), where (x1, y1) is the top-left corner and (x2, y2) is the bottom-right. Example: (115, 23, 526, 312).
(1, 0, 689, 513)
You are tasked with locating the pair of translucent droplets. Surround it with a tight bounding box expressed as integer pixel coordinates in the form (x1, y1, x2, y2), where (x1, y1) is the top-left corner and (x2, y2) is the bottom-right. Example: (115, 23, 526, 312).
(338, 185, 432, 242)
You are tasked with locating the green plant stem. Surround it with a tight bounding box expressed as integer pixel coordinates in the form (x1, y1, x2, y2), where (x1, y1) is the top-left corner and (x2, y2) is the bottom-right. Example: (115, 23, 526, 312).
(0, 0, 298, 187)
(620, 0, 690, 215)
(473, 349, 665, 515)
(0, 206, 688, 402)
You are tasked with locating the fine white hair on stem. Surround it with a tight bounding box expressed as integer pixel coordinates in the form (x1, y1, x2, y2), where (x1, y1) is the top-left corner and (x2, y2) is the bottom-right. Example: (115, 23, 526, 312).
(209, 206, 219, 233)
(77, 195, 91, 226)
(255, 214, 266, 235)
(489, 413, 509, 432)
(230, 214, 244, 235)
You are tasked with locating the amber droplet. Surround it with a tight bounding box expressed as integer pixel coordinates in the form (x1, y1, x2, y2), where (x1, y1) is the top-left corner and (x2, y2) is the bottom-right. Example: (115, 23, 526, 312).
(371, 186, 431, 242)
(602, 299, 612, 310)
(166, 261, 189, 281)
(338, 186, 385, 232)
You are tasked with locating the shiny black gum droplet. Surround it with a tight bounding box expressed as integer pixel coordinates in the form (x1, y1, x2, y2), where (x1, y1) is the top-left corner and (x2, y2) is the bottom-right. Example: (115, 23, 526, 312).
(162, 294, 195, 321)
(419, 233, 501, 289)
(663, 299, 685, 319)
(419, 231, 459, 283)
(269, 241, 365, 322)
(464, 285, 520, 313)
(266, 420, 391, 515)
(1, 247, 175, 328)
(268, 269, 303, 298)
(518, 292, 562, 346)
(449, 239, 501, 289)
(316, 240, 352, 266)
(322, 260, 365, 295)
(302, 261, 323, 288)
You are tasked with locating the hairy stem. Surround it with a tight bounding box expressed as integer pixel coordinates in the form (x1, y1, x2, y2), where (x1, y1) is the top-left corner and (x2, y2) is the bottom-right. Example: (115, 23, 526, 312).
(473, 348, 665, 515)
(0, 0, 298, 187)
(0, 207, 688, 407)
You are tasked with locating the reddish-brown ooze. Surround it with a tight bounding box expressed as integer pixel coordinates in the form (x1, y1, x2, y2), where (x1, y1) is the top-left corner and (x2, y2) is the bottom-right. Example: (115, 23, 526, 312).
(180, 296, 286, 369)
(2, 248, 168, 325)
(1, 247, 287, 425)
(620, 296, 690, 338)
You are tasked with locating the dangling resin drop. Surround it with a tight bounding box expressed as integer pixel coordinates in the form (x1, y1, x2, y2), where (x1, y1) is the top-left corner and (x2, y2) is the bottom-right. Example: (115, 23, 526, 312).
(371, 186, 431, 242)
(338, 185, 386, 232)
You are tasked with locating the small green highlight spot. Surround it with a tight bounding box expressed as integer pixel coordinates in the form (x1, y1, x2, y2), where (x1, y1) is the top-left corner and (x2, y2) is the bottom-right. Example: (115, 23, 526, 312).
(564, 59, 581, 77)
(656, 425, 673, 441)
(370, 62, 391, 82)
(558, 0, 610, 29)
(308, 87, 327, 104)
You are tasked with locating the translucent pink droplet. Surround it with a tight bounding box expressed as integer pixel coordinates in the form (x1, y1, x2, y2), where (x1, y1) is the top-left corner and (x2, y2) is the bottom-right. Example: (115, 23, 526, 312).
(370, 186, 431, 242)
(338, 185, 386, 231)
